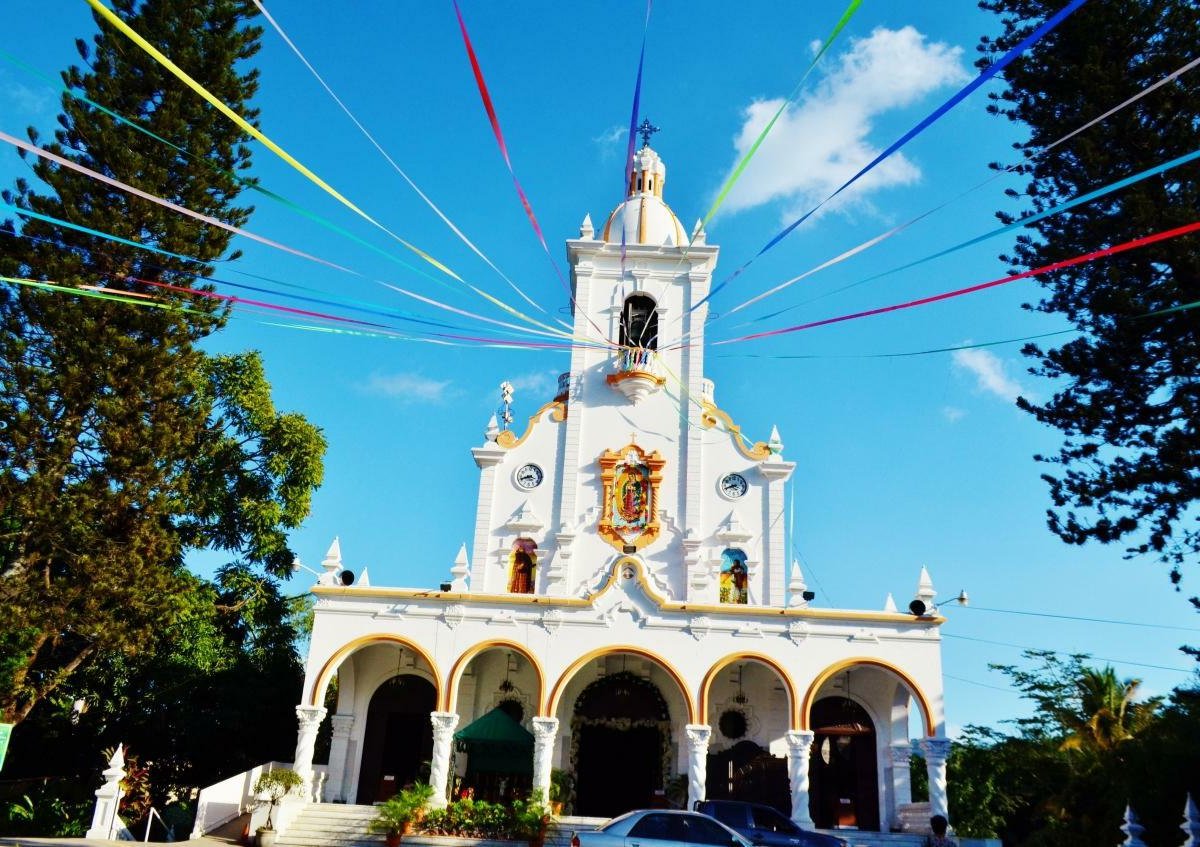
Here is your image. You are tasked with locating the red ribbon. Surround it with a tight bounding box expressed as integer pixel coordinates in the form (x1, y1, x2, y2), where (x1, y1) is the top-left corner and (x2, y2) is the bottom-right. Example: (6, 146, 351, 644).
(715, 219, 1200, 345)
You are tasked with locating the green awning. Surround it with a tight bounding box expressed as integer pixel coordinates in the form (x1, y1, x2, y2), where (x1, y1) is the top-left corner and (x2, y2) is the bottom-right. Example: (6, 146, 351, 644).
(454, 708, 533, 775)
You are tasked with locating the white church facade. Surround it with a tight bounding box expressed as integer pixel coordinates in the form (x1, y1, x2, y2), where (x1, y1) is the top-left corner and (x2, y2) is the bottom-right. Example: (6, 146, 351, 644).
(288, 141, 953, 833)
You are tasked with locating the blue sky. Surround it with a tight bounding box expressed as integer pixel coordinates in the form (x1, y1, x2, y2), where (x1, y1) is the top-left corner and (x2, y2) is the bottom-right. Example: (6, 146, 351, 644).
(3, 0, 1197, 734)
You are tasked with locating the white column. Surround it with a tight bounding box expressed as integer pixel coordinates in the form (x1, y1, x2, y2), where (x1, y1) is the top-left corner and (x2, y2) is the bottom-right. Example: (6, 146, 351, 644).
(920, 737, 951, 822)
(429, 711, 460, 809)
(326, 714, 355, 802)
(785, 730, 816, 829)
(890, 743, 913, 807)
(86, 744, 126, 840)
(293, 705, 328, 800)
(531, 717, 560, 802)
(685, 724, 712, 810)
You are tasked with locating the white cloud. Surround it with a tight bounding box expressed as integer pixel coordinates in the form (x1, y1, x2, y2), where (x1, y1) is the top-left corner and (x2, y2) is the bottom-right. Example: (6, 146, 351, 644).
(363, 372, 454, 403)
(594, 124, 626, 159)
(716, 26, 968, 222)
(952, 348, 1027, 403)
(506, 370, 560, 398)
(942, 405, 967, 423)
(1, 77, 55, 117)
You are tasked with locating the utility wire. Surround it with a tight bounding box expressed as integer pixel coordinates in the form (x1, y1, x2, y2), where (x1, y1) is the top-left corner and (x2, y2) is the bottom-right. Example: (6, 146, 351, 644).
(958, 604, 1200, 633)
(943, 633, 1195, 675)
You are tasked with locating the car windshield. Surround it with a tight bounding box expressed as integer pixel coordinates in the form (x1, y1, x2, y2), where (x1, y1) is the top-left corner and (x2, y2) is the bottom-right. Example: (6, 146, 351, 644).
(751, 807, 798, 834)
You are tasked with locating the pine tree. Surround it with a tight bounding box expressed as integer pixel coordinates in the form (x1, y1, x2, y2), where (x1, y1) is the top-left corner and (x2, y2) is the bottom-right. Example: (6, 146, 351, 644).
(0, 0, 325, 726)
(978, 0, 1200, 586)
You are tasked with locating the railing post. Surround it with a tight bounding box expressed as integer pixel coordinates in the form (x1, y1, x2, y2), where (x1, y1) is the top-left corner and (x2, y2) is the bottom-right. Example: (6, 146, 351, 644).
(1121, 804, 1148, 847)
(1182, 793, 1200, 847)
(86, 744, 126, 840)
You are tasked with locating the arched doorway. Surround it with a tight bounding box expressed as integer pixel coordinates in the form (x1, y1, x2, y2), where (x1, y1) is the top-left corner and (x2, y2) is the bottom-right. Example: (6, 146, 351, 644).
(810, 697, 879, 831)
(356, 674, 436, 803)
(572, 671, 671, 817)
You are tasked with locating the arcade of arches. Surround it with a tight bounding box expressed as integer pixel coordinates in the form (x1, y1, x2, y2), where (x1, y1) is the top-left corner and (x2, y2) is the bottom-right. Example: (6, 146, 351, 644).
(308, 645, 950, 832)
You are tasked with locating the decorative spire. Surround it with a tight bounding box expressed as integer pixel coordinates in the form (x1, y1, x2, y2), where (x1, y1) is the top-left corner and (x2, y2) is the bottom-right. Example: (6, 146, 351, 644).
(884, 593, 898, 613)
(636, 117, 660, 148)
(768, 425, 784, 455)
(485, 413, 500, 442)
(916, 565, 936, 609)
(450, 543, 470, 592)
(580, 213, 594, 240)
(787, 560, 809, 608)
(691, 218, 706, 245)
(1121, 805, 1148, 847)
(1182, 793, 1200, 847)
(321, 537, 343, 582)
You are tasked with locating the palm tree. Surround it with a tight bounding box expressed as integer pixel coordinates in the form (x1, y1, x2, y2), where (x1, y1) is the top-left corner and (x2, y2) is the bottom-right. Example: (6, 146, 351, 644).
(1059, 667, 1161, 752)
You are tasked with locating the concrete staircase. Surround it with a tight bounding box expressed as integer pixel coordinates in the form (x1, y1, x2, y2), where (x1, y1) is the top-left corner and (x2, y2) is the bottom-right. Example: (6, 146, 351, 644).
(818, 831, 927, 847)
(277, 803, 381, 847)
(275, 805, 605, 847)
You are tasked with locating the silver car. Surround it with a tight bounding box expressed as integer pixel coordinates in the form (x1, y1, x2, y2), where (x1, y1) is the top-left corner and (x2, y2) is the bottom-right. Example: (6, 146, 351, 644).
(572, 810, 756, 847)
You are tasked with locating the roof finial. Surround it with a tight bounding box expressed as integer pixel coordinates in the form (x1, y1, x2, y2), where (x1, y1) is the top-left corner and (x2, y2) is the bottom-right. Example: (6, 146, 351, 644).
(637, 117, 660, 149)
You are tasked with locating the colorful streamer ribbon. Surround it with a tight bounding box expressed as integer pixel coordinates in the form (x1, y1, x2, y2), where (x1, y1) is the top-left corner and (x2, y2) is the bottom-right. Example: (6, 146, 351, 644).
(714, 217, 1200, 345)
(700, 0, 861, 230)
(696, 0, 1090, 311)
(697, 53, 1200, 334)
(249, 1, 546, 315)
(0, 130, 357, 274)
(83, 0, 463, 284)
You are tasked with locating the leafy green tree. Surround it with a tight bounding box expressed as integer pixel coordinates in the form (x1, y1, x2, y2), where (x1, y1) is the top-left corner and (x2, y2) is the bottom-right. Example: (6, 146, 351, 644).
(977, 0, 1200, 583)
(0, 0, 325, 728)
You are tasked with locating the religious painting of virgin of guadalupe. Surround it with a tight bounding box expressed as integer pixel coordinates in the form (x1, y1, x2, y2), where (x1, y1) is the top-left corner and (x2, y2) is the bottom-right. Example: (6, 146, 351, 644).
(719, 549, 749, 604)
(614, 465, 650, 527)
(508, 539, 537, 594)
(597, 443, 666, 553)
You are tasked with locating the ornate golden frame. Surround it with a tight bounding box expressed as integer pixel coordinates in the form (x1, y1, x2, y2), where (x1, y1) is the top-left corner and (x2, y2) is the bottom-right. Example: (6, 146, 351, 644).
(597, 442, 666, 552)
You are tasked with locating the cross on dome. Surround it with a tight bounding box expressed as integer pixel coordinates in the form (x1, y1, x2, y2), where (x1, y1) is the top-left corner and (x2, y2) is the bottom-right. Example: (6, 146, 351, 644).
(636, 118, 660, 148)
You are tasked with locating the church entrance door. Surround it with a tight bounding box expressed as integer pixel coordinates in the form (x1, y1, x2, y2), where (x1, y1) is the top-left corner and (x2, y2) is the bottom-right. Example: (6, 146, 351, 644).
(356, 674, 436, 804)
(809, 697, 879, 831)
(571, 671, 671, 818)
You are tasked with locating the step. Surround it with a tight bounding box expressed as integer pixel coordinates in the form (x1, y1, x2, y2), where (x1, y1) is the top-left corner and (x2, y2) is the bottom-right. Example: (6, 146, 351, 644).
(817, 831, 927, 847)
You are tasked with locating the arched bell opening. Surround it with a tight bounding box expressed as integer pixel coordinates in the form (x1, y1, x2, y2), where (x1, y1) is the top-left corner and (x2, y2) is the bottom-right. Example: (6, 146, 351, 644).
(620, 293, 659, 351)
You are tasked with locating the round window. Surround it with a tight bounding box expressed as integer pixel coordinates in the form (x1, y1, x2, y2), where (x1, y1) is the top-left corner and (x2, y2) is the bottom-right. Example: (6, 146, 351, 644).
(718, 709, 748, 739)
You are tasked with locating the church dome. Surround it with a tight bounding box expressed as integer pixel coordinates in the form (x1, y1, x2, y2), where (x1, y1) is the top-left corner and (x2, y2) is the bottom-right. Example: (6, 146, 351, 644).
(601, 145, 686, 247)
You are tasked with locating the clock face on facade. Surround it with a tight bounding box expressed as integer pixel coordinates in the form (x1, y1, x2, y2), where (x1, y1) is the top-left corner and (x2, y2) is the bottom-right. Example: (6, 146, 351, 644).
(719, 472, 749, 499)
(515, 463, 544, 490)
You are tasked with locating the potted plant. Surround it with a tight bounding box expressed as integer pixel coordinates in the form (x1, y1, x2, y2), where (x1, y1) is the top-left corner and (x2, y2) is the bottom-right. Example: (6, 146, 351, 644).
(369, 783, 435, 847)
(253, 769, 303, 847)
(548, 770, 574, 816)
(511, 791, 552, 847)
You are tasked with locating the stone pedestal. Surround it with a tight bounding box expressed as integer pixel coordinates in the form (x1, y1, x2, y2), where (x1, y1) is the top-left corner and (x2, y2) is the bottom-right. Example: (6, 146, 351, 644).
(327, 714, 355, 802)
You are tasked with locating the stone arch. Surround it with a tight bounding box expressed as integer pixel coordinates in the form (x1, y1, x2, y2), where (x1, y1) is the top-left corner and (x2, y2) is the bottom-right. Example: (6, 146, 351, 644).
(620, 292, 659, 350)
(700, 652, 799, 730)
(800, 658, 935, 736)
(309, 634, 441, 708)
(547, 645, 696, 724)
(444, 639, 547, 715)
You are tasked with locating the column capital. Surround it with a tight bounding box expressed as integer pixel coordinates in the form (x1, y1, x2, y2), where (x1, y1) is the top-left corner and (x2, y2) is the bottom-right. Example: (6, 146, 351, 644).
(295, 705, 327, 731)
(330, 713, 355, 737)
(430, 711, 460, 740)
(920, 736, 951, 763)
(785, 729, 816, 753)
(531, 716, 560, 742)
(890, 743, 914, 765)
(685, 724, 712, 747)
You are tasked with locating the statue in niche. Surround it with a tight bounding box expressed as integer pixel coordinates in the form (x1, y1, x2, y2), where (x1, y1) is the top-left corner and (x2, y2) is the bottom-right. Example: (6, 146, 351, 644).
(508, 539, 537, 594)
(719, 550, 749, 604)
